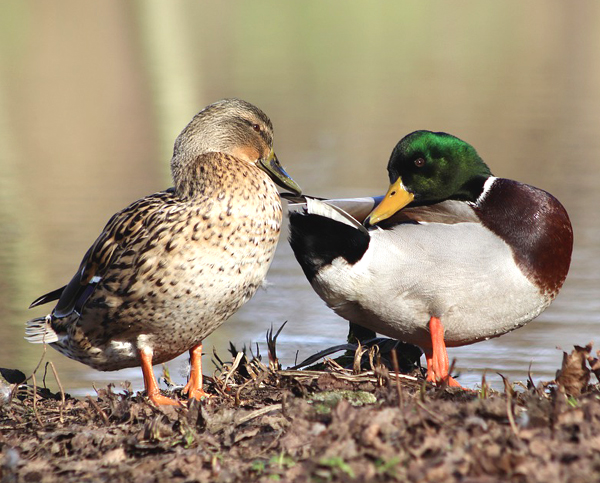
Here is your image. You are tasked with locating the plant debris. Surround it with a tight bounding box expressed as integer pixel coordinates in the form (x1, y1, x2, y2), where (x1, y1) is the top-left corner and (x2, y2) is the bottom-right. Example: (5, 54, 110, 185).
(1, 344, 599, 482)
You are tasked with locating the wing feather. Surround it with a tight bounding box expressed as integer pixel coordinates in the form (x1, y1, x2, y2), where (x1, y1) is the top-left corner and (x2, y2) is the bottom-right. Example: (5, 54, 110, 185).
(47, 189, 179, 318)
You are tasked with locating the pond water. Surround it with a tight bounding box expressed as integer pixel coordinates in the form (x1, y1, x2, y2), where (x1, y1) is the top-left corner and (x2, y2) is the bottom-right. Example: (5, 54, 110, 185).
(0, 2, 599, 394)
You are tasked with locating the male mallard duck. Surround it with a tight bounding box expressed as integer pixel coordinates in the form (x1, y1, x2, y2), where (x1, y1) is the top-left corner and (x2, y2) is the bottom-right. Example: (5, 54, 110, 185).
(26, 98, 301, 405)
(289, 130, 572, 387)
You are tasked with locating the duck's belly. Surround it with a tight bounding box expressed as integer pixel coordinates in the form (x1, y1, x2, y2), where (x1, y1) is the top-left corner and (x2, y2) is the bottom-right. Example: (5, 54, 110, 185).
(56, 230, 279, 371)
(311, 222, 551, 350)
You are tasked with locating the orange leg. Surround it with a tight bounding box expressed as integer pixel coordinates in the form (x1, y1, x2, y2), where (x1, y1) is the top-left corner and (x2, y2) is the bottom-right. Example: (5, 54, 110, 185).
(182, 343, 209, 401)
(425, 316, 461, 388)
(140, 348, 182, 406)
(425, 352, 435, 382)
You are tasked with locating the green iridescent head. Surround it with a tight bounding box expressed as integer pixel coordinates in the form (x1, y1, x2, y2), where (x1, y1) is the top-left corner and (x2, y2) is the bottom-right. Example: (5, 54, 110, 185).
(365, 131, 492, 226)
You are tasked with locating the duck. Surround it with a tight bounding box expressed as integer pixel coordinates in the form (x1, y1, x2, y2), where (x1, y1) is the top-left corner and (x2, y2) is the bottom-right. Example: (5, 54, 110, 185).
(288, 130, 573, 387)
(25, 98, 302, 405)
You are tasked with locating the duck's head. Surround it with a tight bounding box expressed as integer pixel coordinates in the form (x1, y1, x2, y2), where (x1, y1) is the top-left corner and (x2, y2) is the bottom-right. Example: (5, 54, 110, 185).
(364, 131, 492, 226)
(171, 98, 302, 195)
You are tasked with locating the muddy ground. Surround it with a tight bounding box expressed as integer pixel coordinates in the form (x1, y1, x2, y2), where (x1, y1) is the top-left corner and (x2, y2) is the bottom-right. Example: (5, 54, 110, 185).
(1, 343, 600, 483)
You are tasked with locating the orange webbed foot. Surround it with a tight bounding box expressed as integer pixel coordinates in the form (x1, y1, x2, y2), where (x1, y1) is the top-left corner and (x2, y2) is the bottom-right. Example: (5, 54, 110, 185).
(182, 343, 212, 401)
(140, 347, 183, 406)
(182, 384, 211, 401)
(147, 390, 183, 406)
(425, 368, 463, 388)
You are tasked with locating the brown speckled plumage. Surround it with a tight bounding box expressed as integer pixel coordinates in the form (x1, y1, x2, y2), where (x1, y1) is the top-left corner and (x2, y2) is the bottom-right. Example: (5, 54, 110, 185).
(26, 99, 301, 403)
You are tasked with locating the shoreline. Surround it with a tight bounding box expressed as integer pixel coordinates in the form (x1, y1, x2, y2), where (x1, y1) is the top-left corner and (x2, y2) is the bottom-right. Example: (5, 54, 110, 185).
(1, 344, 599, 483)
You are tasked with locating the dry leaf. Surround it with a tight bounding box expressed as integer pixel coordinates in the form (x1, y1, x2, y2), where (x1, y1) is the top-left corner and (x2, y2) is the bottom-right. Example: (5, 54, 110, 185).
(556, 344, 591, 396)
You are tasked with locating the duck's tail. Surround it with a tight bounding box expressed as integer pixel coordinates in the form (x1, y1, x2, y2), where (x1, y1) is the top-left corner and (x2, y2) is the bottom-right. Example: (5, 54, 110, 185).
(25, 315, 59, 344)
(289, 198, 371, 281)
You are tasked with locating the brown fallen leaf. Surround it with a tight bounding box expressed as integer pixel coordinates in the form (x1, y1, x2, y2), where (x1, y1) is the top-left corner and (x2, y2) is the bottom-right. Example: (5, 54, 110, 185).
(556, 344, 591, 397)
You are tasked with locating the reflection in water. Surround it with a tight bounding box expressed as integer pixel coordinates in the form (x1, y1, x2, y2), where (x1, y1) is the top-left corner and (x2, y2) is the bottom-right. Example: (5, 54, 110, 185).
(0, 2, 599, 393)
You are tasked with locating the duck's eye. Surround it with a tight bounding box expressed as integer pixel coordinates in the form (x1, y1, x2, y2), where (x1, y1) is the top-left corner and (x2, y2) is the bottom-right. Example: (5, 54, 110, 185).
(414, 158, 425, 168)
(252, 124, 261, 132)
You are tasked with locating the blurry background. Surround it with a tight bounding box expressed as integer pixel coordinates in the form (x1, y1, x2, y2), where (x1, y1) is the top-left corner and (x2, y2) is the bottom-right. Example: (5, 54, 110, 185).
(1, 1, 598, 393)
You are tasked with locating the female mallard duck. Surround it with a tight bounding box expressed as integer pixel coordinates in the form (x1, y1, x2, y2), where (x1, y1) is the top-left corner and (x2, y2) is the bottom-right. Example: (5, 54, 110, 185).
(289, 130, 572, 387)
(26, 98, 301, 405)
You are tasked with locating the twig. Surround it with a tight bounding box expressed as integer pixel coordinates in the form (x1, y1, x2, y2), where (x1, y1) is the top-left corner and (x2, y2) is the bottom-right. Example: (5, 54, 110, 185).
(479, 371, 489, 399)
(48, 362, 66, 424)
(244, 362, 258, 381)
(390, 350, 404, 409)
(388, 372, 418, 382)
(500, 375, 520, 439)
(211, 379, 230, 399)
(527, 361, 545, 397)
(30, 343, 47, 378)
(234, 380, 251, 406)
(236, 404, 282, 426)
(253, 342, 261, 361)
(31, 372, 44, 427)
(266, 321, 287, 370)
(220, 352, 244, 392)
(514, 381, 529, 392)
(277, 369, 418, 383)
(368, 345, 379, 372)
(86, 395, 109, 425)
(353, 341, 366, 375)
(10, 343, 48, 403)
(325, 357, 347, 373)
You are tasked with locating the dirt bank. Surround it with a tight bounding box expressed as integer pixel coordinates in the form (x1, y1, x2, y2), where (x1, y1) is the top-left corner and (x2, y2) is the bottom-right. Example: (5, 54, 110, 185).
(1, 344, 599, 483)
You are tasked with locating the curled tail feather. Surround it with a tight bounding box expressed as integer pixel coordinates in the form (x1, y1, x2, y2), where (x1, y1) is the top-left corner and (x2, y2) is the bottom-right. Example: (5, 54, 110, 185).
(25, 315, 59, 344)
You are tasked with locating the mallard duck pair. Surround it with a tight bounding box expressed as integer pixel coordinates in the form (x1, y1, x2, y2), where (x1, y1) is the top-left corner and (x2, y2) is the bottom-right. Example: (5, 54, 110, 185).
(289, 130, 573, 387)
(26, 100, 572, 400)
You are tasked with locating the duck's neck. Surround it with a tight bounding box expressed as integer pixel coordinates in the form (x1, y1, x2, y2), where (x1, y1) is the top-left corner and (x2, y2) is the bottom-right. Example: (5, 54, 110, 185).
(418, 174, 492, 207)
(469, 176, 496, 205)
(171, 152, 243, 199)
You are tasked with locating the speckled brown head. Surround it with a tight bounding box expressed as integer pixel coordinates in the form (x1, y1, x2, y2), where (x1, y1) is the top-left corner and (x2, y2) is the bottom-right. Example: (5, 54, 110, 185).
(171, 98, 301, 197)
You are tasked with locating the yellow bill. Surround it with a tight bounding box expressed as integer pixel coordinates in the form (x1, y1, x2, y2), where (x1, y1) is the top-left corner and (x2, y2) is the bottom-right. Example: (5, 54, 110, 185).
(364, 177, 414, 226)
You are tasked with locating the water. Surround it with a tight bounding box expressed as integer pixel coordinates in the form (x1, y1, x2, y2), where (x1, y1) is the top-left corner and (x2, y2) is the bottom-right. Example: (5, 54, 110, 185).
(1, 1, 599, 394)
